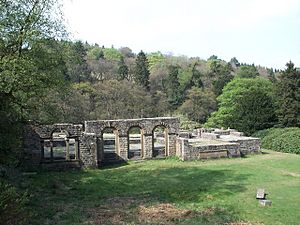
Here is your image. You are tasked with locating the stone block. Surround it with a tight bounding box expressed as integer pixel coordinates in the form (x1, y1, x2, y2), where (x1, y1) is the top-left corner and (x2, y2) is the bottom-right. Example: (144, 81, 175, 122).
(259, 199, 272, 206)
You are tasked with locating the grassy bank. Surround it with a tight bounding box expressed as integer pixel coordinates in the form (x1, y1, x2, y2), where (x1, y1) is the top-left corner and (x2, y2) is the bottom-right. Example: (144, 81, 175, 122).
(24, 150, 300, 225)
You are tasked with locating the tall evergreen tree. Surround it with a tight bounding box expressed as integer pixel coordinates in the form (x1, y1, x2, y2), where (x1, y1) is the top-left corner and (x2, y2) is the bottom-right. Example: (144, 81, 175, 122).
(165, 65, 182, 109)
(276, 61, 300, 127)
(117, 56, 129, 80)
(134, 51, 150, 90)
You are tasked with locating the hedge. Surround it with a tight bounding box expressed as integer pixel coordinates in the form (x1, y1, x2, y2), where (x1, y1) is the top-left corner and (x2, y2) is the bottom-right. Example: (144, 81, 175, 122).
(253, 127, 300, 154)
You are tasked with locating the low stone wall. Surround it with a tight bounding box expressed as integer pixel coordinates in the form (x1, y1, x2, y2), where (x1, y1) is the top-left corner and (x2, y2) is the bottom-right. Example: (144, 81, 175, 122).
(218, 136, 261, 155)
(177, 139, 240, 161)
(176, 128, 261, 161)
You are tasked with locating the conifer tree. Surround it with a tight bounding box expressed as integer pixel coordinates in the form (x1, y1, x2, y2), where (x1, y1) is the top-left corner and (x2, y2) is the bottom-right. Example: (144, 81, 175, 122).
(165, 65, 182, 109)
(276, 61, 300, 127)
(134, 51, 150, 90)
(117, 56, 129, 80)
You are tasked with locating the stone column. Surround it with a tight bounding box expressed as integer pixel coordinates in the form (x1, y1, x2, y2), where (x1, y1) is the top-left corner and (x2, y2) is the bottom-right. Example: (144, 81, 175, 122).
(50, 140, 54, 161)
(168, 134, 177, 156)
(79, 133, 98, 168)
(75, 139, 79, 160)
(140, 129, 145, 158)
(118, 135, 128, 160)
(164, 128, 169, 156)
(96, 137, 103, 162)
(65, 139, 70, 160)
(143, 133, 153, 159)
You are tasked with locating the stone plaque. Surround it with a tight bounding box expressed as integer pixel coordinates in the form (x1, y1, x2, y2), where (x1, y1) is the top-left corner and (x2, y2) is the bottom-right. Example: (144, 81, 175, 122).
(256, 189, 266, 199)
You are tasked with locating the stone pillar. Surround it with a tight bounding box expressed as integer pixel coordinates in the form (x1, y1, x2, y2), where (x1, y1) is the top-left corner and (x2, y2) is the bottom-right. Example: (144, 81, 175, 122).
(96, 137, 103, 162)
(50, 141, 54, 161)
(80, 133, 98, 168)
(168, 134, 177, 156)
(164, 128, 169, 156)
(114, 129, 120, 155)
(75, 139, 79, 160)
(181, 139, 189, 161)
(65, 139, 70, 160)
(143, 133, 153, 159)
(118, 135, 128, 160)
(140, 129, 145, 158)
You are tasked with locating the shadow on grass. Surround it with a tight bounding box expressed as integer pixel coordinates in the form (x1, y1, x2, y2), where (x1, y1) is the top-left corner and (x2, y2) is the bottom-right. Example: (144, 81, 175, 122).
(26, 162, 251, 224)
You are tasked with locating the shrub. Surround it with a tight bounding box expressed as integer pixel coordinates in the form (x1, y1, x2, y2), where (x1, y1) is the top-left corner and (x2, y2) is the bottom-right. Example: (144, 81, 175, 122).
(0, 180, 29, 225)
(253, 127, 300, 154)
(205, 78, 277, 135)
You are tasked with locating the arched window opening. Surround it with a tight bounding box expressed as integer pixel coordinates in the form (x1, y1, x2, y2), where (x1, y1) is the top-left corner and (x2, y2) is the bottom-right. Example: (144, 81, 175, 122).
(52, 132, 67, 160)
(128, 127, 143, 160)
(102, 127, 119, 162)
(153, 125, 168, 158)
(42, 131, 79, 161)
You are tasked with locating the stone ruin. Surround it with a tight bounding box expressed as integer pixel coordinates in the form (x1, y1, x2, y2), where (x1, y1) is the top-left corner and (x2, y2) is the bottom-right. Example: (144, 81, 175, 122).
(176, 128, 261, 161)
(23, 117, 261, 170)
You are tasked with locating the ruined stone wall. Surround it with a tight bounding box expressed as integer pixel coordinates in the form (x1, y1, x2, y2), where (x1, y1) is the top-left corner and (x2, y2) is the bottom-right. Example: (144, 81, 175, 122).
(178, 141, 240, 161)
(23, 123, 93, 169)
(23, 117, 180, 169)
(234, 139, 261, 155)
(85, 117, 180, 161)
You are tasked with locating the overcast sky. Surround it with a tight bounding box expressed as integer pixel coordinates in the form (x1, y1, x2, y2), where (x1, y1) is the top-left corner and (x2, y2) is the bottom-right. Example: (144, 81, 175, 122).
(63, 0, 300, 69)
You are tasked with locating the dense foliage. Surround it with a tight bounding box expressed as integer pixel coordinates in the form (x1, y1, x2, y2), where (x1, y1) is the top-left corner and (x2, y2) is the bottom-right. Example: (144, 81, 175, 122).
(253, 128, 300, 154)
(0, 0, 66, 163)
(0, 179, 29, 225)
(206, 78, 277, 135)
(275, 62, 300, 127)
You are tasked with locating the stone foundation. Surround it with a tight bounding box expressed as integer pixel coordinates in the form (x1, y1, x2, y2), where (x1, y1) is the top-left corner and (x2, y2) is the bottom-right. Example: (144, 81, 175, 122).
(176, 128, 261, 161)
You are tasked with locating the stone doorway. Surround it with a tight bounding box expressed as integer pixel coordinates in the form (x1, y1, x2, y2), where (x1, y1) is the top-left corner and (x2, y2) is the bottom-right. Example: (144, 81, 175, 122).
(152, 125, 168, 158)
(128, 126, 144, 160)
(102, 127, 120, 164)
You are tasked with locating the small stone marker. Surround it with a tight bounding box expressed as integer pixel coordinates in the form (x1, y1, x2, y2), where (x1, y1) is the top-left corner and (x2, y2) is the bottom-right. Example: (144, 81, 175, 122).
(259, 199, 272, 206)
(256, 188, 272, 206)
(256, 189, 266, 199)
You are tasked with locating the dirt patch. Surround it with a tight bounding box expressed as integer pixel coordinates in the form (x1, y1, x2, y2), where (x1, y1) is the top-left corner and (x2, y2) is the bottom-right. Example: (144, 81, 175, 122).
(223, 222, 264, 225)
(84, 197, 195, 225)
(138, 203, 193, 224)
(84, 196, 145, 225)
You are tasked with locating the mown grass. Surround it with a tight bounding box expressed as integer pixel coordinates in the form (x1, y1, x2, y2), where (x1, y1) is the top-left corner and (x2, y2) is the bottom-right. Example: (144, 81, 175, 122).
(24, 150, 300, 225)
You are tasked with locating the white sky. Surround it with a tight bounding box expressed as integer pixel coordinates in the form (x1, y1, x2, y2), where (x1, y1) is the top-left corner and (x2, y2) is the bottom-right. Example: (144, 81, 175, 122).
(63, 0, 300, 69)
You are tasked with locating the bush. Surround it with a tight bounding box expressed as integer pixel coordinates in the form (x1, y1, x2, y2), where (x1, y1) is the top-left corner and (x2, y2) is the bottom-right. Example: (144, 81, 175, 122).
(0, 179, 29, 225)
(205, 78, 277, 135)
(253, 127, 300, 154)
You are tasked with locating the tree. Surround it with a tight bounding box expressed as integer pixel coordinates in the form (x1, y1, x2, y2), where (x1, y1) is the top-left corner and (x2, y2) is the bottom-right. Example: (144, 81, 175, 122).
(64, 41, 91, 83)
(102, 47, 122, 61)
(134, 51, 150, 90)
(190, 63, 203, 88)
(0, 0, 67, 163)
(206, 78, 277, 135)
(236, 65, 259, 78)
(87, 46, 104, 60)
(179, 87, 216, 124)
(164, 65, 182, 109)
(92, 80, 153, 119)
(276, 62, 300, 127)
(117, 56, 129, 80)
(229, 57, 240, 68)
(119, 47, 134, 58)
(212, 63, 234, 96)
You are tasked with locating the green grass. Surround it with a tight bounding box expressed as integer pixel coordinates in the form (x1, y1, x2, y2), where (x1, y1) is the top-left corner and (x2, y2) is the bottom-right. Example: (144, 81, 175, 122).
(24, 150, 300, 225)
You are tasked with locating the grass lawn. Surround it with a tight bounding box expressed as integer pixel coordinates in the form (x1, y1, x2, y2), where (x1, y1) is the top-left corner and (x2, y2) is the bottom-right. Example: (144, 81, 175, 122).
(24, 150, 300, 225)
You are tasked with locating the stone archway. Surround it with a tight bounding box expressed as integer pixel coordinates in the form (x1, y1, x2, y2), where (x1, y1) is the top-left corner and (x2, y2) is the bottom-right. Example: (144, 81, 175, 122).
(152, 125, 169, 158)
(127, 126, 144, 160)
